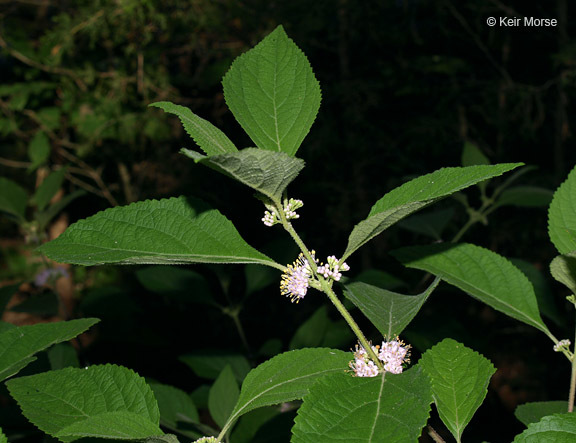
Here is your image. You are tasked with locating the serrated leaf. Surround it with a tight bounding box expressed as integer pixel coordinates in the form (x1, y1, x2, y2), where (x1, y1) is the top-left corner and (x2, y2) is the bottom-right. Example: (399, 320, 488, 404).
(150, 101, 237, 156)
(342, 164, 522, 260)
(209, 365, 240, 429)
(550, 254, 576, 295)
(33, 169, 66, 212)
(0, 177, 28, 221)
(0, 318, 99, 381)
(28, 131, 51, 172)
(149, 383, 199, 437)
(513, 413, 576, 442)
(142, 435, 180, 443)
(222, 25, 321, 156)
(291, 366, 432, 442)
(179, 352, 251, 383)
(495, 186, 553, 208)
(38, 196, 279, 268)
(344, 277, 440, 338)
(55, 412, 163, 440)
(548, 165, 576, 254)
(515, 401, 568, 427)
(462, 141, 490, 167)
(180, 148, 304, 202)
(392, 243, 550, 335)
(419, 338, 496, 442)
(225, 348, 349, 430)
(6, 364, 162, 442)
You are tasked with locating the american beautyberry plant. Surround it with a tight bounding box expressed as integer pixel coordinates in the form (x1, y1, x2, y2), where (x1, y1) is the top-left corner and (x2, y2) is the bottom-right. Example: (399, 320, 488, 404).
(2, 25, 576, 442)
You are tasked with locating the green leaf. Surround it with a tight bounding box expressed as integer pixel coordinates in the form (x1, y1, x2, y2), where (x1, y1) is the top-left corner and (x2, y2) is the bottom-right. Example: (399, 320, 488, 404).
(495, 186, 553, 208)
(38, 196, 279, 268)
(0, 322, 16, 334)
(209, 365, 240, 429)
(0, 427, 6, 443)
(136, 265, 214, 305)
(230, 407, 279, 443)
(513, 413, 576, 442)
(222, 25, 321, 156)
(55, 412, 164, 440)
(225, 348, 349, 429)
(512, 258, 563, 327)
(33, 169, 66, 212)
(47, 343, 79, 370)
(393, 243, 550, 335)
(6, 364, 162, 442)
(179, 352, 251, 383)
(0, 283, 19, 317)
(548, 165, 576, 254)
(419, 338, 496, 442)
(37, 189, 87, 230)
(550, 254, 576, 295)
(0, 177, 28, 221)
(289, 306, 330, 350)
(292, 366, 432, 442)
(342, 163, 522, 260)
(245, 264, 277, 295)
(344, 277, 440, 338)
(0, 318, 99, 381)
(28, 131, 51, 172)
(398, 207, 455, 240)
(150, 383, 199, 437)
(515, 401, 568, 427)
(180, 148, 304, 202)
(461, 141, 490, 167)
(150, 101, 237, 156)
(9, 291, 59, 316)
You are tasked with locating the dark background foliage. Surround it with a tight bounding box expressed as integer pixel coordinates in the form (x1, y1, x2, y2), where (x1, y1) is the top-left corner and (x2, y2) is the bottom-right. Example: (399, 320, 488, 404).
(1, 1, 575, 441)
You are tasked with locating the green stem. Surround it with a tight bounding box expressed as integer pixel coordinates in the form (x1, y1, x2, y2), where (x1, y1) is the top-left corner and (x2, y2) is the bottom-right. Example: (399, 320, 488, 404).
(320, 279, 384, 371)
(569, 320, 576, 412)
(277, 200, 381, 368)
(451, 218, 475, 243)
(230, 310, 251, 354)
(427, 425, 446, 443)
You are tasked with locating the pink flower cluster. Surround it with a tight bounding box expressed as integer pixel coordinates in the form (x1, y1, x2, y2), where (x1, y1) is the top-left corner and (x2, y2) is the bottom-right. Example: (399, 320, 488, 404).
(350, 338, 411, 377)
(280, 252, 315, 303)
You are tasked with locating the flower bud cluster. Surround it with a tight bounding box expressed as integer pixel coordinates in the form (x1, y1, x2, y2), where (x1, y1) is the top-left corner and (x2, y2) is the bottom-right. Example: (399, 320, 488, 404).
(316, 255, 350, 281)
(262, 198, 303, 227)
(554, 339, 571, 353)
(349, 337, 411, 377)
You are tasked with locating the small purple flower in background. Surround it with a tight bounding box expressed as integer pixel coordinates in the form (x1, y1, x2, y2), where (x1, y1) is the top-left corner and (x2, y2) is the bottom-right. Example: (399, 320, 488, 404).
(350, 337, 411, 377)
(34, 266, 68, 286)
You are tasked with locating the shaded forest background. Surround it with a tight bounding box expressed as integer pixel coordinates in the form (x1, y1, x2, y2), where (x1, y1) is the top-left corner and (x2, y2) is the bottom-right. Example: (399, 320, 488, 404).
(1, 1, 575, 441)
